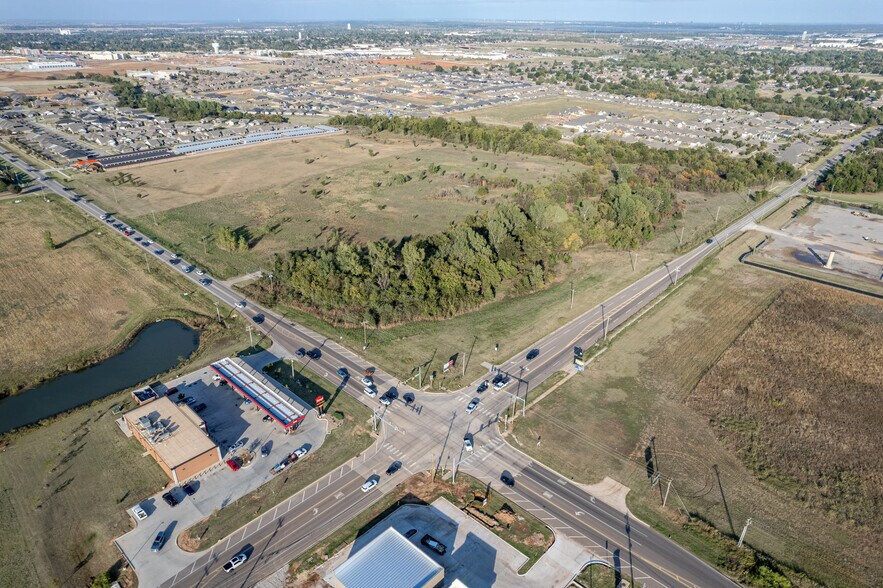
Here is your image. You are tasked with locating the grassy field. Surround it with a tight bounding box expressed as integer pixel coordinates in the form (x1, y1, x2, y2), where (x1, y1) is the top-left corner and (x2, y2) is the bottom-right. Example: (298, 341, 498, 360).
(0, 323, 251, 588)
(574, 563, 623, 587)
(67, 132, 581, 278)
(288, 472, 552, 585)
(819, 191, 883, 206)
(178, 363, 374, 551)
(451, 95, 699, 127)
(503, 199, 883, 587)
(0, 192, 240, 396)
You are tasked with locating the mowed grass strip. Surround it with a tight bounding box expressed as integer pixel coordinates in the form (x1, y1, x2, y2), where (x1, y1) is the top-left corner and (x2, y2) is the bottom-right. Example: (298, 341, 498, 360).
(179, 365, 373, 551)
(505, 218, 883, 587)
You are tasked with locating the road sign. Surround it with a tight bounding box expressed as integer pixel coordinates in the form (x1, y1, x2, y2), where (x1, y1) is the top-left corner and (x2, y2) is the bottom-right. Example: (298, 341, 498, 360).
(442, 359, 454, 373)
(315, 395, 325, 409)
(574, 363, 585, 373)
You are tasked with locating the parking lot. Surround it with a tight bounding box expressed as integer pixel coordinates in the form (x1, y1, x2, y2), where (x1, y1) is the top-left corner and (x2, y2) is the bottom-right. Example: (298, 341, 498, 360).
(319, 499, 528, 588)
(116, 358, 326, 587)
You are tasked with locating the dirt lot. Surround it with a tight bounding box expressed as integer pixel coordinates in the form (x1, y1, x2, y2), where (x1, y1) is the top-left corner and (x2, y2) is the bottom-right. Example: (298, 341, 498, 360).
(505, 199, 883, 587)
(0, 193, 237, 395)
(70, 132, 581, 277)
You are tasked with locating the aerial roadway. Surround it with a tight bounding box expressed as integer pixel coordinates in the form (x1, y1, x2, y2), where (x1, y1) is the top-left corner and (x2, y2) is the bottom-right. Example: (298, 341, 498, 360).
(0, 128, 877, 588)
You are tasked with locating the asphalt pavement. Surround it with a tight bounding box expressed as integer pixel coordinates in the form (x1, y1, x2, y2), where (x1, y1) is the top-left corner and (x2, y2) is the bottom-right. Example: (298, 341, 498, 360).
(1, 129, 877, 588)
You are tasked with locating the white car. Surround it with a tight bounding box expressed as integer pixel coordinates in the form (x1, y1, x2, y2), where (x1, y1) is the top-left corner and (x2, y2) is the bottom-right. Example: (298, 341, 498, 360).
(227, 440, 245, 454)
(361, 478, 378, 493)
(131, 505, 148, 521)
(235, 301, 247, 309)
(361, 375, 373, 385)
(379, 394, 392, 406)
(464, 438, 473, 452)
(363, 385, 378, 397)
(292, 447, 308, 460)
(465, 398, 480, 414)
(195, 269, 205, 276)
(223, 553, 248, 573)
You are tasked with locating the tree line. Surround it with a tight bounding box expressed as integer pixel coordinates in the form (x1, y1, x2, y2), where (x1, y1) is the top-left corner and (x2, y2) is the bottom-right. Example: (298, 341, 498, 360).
(86, 74, 285, 123)
(817, 136, 883, 193)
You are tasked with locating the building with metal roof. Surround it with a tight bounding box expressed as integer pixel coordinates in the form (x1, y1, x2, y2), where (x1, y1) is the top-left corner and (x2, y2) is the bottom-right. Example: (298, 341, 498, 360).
(210, 357, 309, 431)
(329, 528, 444, 588)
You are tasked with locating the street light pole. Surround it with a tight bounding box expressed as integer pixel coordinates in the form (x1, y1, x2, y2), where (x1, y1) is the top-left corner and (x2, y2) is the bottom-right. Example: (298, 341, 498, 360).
(361, 320, 368, 350)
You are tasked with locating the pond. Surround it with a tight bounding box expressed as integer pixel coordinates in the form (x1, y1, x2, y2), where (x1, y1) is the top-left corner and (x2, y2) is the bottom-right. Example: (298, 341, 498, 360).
(0, 320, 199, 434)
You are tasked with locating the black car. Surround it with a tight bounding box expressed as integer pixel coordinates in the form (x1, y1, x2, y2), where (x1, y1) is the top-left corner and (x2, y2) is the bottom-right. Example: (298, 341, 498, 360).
(500, 473, 515, 487)
(706, 238, 714, 244)
(421, 534, 447, 555)
(306, 348, 321, 359)
(403, 392, 415, 404)
(476, 380, 489, 394)
(262, 414, 273, 422)
(192, 402, 207, 413)
(151, 531, 166, 552)
(182, 483, 196, 496)
(404, 528, 418, 539)
(295, 348, 306, 358)
(336, 367, 349, 378)
(252, 314, 264, 324)
(526, 348, 540, 361)
(162, 491, 179, 507)
(386, 461, 402, 476)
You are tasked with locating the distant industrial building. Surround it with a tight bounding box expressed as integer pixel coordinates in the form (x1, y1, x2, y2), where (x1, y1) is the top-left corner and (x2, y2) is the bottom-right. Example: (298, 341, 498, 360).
(27, 61, 79, 71)
(329, 528, 444, 588)
(124, 396, 221, 483)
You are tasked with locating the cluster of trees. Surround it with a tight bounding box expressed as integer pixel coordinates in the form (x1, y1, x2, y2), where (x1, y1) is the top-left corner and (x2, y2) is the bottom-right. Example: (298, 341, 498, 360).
(817, 137, 883, 193)
(600, 79, 882, 125)
(88, 74, 284, 123)
(330, 115, 798, 192)
(216, 226, 249, 251)
(0, 165, 24, 193)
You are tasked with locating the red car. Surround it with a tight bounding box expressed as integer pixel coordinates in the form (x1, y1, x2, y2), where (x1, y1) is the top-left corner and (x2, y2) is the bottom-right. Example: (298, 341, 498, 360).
(226, 458, 241, 472)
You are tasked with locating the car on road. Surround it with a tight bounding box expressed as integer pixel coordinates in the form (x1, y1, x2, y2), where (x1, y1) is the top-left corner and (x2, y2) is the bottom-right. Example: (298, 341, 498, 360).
(227, 440, 245, 454)
(195, 269, 205, 275)
(500, 473, 515, 487)
(161, 492, 178, 507)
(420, 534, 446, 555)
(493, 375, 511, 391)
(465, 397, 480, 414)
(133, 236, 142, 242)
(168, 258, 179, 265)
(70, 195, 81, 202)
(261, 446, 270, 458)
(363, 385, 378, 398)
(336, 367, 349, 378)
(171, 253, 179, 259)
(306, 348, 321, 359)
(132, 505, 148, 521)
(154, 248, 164, 255)
(262, 414, 273, 423)
(182, 265, 194, 273)
(380, 393, 393, 406)
(361, 478, 378, 492)
(192, 402, 207, 413)
(386, 461, 402, 475)
(235, 301, 247, 309)
(199, 278, 212, 286)
(295, 348, 306, 358)
(252, 314, 264, 324)
(476, 380, 489, 394)
(124, 229, 134, 236)
(403, 392, 415, 404)
(142, 239, 152, 246)
(526, 348, 540, 361)
(706, 238, 714, 244)
(226, 458, 241, 471)
(151, 531, 166, 552)
(361, 375, 373, 385)
(105, 217, 115, 224)
(182, 482, 196, 496)
(223, 553, 248, 573)
(464, 437, 473, 452)
(100, 213, 109, 220)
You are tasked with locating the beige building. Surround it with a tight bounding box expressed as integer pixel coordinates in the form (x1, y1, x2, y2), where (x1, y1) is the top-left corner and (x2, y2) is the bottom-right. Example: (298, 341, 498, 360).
(124, 396, 221, 483)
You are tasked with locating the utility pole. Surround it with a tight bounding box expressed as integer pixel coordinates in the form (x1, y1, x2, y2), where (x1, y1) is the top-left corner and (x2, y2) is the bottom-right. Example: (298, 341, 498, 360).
(737, 518, 753, 548)
(290, 357, 295, 377)
(246, 325, 254, 347)
(651, 436, 664, 504)
(361, 320, 368, 350)
(629, 251, 637, 272)
(662, 479, 672, 508)
(570, 281, 575, 309)
(601, 304, 607, 341)
(214, 301, 221, 323)
(202, 235, 208, 254)
(151, 210, 158, 226)
(715, 205, 721, 222)
(143, 251, 151, 273)
(678, 226, 685, 245)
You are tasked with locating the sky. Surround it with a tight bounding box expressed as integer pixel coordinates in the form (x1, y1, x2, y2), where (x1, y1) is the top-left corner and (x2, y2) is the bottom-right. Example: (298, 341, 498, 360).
(4, 0, 883, 25)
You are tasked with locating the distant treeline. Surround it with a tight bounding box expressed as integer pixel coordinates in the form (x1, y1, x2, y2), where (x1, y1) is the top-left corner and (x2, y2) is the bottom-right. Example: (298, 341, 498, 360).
(817, 135, 883, 193)
(329, 114, 799, 192)
(599, 79, 882, 126)
(84, 73, 285, 123)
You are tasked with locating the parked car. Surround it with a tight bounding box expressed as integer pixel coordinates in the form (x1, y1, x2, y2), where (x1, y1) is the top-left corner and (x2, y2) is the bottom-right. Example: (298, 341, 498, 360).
(336, 367, 349, 378)
(182, 483, 196, 496)
(386, 461, 402, 476)
(226, 458, 241, 472)
(421, 534, 446, 555)
(476, 380, 489, 394)
(526, 348, 540, 361)
(262, 414, 273, 423)
(291, 447, 308, 460)
(363, 385, 378, 398)
(166, 386, 178, 396)
(223, 553, 248, 573)
(261, 446, 270, 458)
(151, 531, 166, 552)
(184, 396, 196, 405)
(132, 505, 148, 521)
(361, 478, 378, 492)
(192, 403, 207, 413)
(161, 492, 178, 507)
(465, 398, 480, 414)
(227, 440, 245, 454)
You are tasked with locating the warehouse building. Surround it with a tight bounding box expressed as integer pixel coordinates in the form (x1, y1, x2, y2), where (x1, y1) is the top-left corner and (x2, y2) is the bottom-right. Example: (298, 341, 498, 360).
(124, 396, 221, 483)
(329, 528, 444, 588)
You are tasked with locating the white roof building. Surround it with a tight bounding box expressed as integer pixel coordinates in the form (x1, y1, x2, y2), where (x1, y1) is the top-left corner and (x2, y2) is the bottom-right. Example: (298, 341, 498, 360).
(329, 528, 444, 588)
